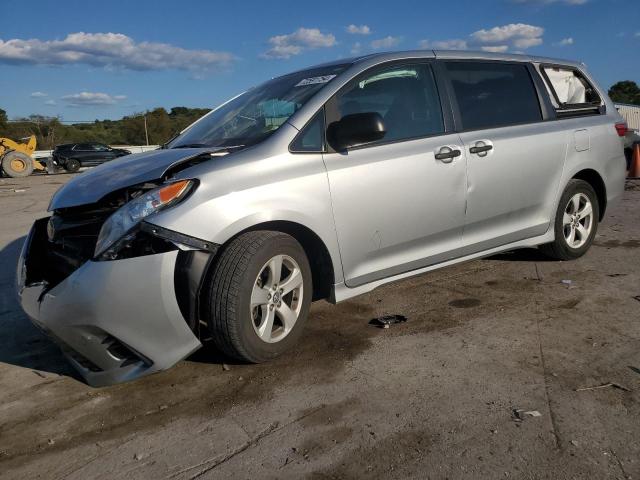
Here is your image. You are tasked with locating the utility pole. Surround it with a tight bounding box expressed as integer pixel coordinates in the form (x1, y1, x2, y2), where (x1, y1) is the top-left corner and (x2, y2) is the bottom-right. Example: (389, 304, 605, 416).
(143, 115, 149, 146)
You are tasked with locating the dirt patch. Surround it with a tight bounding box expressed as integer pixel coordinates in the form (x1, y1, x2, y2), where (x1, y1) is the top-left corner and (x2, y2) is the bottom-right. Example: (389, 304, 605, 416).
(594, 239, 640, 249)
(309, 429, 435, 479)
(448, 298, 482, 309)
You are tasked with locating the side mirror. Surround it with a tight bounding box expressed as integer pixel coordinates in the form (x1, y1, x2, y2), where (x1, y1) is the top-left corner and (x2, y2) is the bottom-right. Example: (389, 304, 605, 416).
(327, 112, 386, 151)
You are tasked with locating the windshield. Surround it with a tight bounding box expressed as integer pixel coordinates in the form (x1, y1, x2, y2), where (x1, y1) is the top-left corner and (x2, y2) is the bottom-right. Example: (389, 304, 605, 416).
(169, 64, 349, 149)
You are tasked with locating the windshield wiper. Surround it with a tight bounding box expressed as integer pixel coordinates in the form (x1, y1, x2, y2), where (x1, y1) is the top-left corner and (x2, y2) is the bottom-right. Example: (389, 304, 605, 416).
(171, 143, 212, 149)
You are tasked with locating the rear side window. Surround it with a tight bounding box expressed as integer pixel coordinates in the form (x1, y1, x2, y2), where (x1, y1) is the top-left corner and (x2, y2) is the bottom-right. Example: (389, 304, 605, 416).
(540, 65, 601, 115)
(445, 62, 542, 131)
(335, 63, 444, 144)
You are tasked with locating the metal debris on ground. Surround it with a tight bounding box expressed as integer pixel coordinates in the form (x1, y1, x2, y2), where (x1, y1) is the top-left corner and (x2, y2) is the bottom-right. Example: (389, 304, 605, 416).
(628, 366, 640, 376)
(633, 296, 640, 303)
(222, 363, 230, 371)
(561, 279, 573, 286)
(511, 408, 542, 422)
(575, 382, 631, 392)
(369, 314, 408, 329)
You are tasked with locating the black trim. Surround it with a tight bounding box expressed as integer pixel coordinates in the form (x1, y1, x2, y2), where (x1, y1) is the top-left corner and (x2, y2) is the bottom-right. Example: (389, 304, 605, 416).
(140, 222, 219, 252)
(174, 250, 215, 333)
(526, 62, 556, 121)
(288, 108, 327, 154)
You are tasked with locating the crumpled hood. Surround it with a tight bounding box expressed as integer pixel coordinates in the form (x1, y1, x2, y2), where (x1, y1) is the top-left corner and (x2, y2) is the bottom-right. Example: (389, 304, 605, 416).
(49, 147, 221, 210)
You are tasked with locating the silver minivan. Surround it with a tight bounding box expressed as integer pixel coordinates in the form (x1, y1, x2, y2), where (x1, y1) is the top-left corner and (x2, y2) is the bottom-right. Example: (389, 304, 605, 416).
(17, 50, 627, 386)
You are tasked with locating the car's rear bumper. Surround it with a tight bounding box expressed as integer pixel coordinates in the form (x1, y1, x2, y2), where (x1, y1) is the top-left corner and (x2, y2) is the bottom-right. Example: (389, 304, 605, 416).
(17, 219, 202, 387)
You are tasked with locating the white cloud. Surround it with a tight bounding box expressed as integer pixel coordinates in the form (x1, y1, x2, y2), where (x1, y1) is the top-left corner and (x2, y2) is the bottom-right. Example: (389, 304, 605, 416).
(481, 45, 510, 53)
(0, 32, 234, 72)
(346, 24, 371, 35)
(30, 91, 47, 98)
(61, 92, 127, 107)
(262, 28, 336, 59)
(351, 42, 362, 55)
(44, 99, 56, 106)
(418, 39, 468, 50)
(370, 36, 401, 49)
(420, 23, 544, 54)
(553, 37, 574, 46)
(471, 23, 544, 45)
(635, 32, 640, 37)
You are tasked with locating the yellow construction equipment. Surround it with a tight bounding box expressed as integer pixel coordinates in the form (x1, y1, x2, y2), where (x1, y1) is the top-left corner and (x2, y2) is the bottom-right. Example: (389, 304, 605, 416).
(0, 135, 45, 178)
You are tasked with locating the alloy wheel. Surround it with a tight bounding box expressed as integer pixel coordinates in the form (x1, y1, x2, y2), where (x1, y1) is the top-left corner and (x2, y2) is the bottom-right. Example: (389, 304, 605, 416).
(563, 192, 593, 249)
(250, 254, 304, 343)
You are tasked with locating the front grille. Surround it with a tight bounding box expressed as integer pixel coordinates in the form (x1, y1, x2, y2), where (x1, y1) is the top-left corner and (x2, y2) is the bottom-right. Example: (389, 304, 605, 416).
(26, 208, 112, 289)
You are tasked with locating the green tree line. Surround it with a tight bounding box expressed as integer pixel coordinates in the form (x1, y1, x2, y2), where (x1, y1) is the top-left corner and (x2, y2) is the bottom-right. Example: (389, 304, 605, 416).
(0, 106, 210, 150)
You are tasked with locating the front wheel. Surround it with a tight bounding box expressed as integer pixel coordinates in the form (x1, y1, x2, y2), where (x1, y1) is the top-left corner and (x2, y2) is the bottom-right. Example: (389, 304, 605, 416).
(204, 231, 312, 363)
(64, 158, 81, 173)
(539, 179, 599, 260)
(2, 151, 34, 178)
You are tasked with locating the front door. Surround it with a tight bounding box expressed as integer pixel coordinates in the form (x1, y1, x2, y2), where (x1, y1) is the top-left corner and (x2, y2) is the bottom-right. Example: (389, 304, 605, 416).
(322, 62, 467, 287)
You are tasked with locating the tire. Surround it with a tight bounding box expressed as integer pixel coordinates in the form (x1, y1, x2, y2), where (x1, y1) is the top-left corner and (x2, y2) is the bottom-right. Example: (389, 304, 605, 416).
(539, 179, 599, 260)
(204, 231, 313, 363)
(64, 158, 81, 173)
(1, 151, 34, 178)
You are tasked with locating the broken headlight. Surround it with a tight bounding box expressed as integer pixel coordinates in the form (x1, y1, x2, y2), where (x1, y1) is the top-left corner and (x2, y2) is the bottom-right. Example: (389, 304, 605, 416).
(94, 179, 195, 258)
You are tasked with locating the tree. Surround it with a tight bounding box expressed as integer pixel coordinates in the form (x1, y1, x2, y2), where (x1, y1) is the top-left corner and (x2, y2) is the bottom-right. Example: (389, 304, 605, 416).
(608, 81, 640, 106)
(0, 108, 7, 130)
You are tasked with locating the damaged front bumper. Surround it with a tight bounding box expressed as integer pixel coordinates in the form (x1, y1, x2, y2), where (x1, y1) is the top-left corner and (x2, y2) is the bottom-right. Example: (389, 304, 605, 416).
(17, 218, 205, 387)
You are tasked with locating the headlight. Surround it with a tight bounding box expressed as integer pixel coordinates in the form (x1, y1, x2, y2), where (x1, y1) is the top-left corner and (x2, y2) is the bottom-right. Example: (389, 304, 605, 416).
(95, 179, 194, 258)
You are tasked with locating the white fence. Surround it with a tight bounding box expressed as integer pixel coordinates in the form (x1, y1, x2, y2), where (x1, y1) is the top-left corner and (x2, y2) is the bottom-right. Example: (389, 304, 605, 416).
(32, 145, 159, 159)
(616, 104, 640, 131)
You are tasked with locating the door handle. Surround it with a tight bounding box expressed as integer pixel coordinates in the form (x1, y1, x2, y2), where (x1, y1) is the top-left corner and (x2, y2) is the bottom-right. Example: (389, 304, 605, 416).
(469, 145, 493, 154)
(469, 141, 493, 156)
(434, 146, 461, 163)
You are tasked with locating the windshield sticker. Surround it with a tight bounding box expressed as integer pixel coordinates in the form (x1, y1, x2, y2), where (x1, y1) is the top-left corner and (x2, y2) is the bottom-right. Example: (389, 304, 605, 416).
(295, 75, 337, 87)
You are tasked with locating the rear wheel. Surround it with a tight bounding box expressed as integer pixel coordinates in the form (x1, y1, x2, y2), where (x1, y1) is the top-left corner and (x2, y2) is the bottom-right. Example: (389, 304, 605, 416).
(1, 151, 34, 178)
(64, 158, 81, 173)
(204, 231, 312, 363)
(540, 179, 599, 260)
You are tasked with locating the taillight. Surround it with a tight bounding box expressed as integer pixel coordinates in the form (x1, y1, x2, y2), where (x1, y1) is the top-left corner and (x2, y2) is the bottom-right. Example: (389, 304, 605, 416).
(615, 122, 628, 137)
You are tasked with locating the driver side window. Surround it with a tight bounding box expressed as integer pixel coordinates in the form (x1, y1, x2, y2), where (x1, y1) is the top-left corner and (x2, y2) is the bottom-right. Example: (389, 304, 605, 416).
(335, 63, 444, 145)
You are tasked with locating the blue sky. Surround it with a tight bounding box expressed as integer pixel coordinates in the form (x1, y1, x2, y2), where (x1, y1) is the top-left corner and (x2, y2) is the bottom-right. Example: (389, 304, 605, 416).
(1, 0, 638, 122)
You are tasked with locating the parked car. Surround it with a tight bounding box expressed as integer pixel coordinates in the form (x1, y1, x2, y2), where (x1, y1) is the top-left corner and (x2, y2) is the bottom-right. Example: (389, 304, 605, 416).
(18, 50, 626, 386)
(52, 142, 131, 172)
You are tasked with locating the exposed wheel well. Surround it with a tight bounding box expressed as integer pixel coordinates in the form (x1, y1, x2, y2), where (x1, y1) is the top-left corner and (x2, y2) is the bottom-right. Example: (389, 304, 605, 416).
(231, 221, 335, 302)
(572, 169, 606, 221)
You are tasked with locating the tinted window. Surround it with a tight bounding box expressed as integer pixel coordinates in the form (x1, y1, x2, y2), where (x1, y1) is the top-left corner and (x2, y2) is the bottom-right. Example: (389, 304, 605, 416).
(290, 110, 324, 152)
(91, 144, 109, 151)
(74, 143, 92, 150)
(335, 63, 444, 144)
(446, 62, 542, 131)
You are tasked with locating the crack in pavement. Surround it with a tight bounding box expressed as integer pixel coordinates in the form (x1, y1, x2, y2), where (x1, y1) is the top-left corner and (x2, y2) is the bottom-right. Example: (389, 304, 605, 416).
(166, 404, 327, 480)
(535, 312, 561, 451)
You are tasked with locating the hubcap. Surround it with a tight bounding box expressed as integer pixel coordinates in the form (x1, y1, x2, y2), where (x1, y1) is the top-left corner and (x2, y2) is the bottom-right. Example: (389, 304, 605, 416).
(10, 158, 26, 172)
(250, 254, 304, 343)
(563, 193, 593, 249)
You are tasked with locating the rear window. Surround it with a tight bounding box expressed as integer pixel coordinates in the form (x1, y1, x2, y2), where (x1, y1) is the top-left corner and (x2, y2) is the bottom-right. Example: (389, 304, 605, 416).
(445, 61, 542, 131)
(540, 65, 601, 115)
